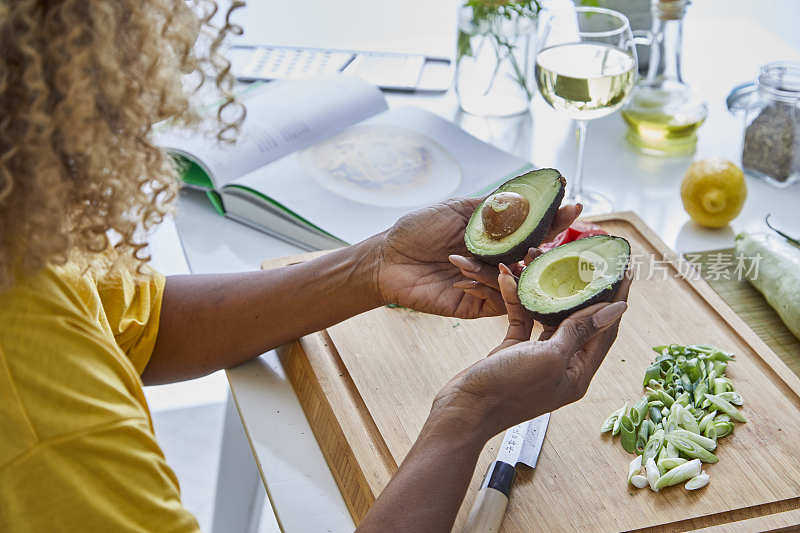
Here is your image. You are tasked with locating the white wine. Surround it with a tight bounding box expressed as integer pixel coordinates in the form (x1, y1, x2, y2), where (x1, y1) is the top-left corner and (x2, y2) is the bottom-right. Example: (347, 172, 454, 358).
(536, 43, 636, 120)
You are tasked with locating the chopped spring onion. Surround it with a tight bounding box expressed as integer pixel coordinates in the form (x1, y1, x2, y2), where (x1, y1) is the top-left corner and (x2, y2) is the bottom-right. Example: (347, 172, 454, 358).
(698, 410, 717, 433)
(603, 344, 745, 493)
(693, 381, 708, 408)
(670, 429, 717, 452)
(601, 404, 626, 433)
(713, 377, 733, 395)
(627, 455, 642, 484)
(657, 457, 687, 472)
(645, 457, 660, 492)
(631, 397, 648, 426)
(717, 391, 743, 406)
(619, 415, 637, 454)
(665, 432, 718, 463)
(685, 471, 710, 490)
(643, 428, 665, 466)
(649, 406, 663, 424)
(713, 420, 735, 438)
(658, 389, 675, 408)
(636, 420, 656, 454)
(675, 391, 691, 407)
(655, 459, 702, 490)
(643, 364, 661, 387)
(612, 401, 628, 436)
(704, 394, 747, 423)
(703, 421, 718, 441)
(675, 405, 701, 434)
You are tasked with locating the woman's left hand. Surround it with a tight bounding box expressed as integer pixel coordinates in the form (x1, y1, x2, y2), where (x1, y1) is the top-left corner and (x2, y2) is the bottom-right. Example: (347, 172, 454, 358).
(374, 197, 580, 318)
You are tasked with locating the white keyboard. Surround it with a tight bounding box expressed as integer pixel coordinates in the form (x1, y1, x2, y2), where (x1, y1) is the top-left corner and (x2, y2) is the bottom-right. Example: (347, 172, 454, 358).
(230, 46, 353, 81)
(229, 45, 429, 91)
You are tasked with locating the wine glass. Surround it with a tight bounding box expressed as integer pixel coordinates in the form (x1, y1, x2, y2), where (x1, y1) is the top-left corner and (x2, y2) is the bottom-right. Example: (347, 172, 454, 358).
(535, 6, 638, 214)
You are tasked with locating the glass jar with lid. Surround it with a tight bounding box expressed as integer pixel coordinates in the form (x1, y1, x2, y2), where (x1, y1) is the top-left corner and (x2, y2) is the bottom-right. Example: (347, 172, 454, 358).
(727, 61, 800, 188)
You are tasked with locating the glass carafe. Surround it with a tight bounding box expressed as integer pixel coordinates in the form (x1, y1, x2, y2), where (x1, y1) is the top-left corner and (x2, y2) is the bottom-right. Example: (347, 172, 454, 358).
(621, 0, 708, 156)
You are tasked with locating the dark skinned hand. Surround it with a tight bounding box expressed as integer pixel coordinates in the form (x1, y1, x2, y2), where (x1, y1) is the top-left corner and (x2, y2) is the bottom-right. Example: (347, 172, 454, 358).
(376, 197, 581, 319)
(432, 264, 632, 436)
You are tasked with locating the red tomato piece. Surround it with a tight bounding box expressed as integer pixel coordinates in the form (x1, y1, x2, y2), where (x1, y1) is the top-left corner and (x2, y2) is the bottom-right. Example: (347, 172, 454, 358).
(538, 221, 607, 252)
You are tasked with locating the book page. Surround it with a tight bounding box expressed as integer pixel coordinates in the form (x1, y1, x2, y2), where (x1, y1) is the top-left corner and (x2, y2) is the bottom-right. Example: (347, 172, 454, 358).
(156, 76, 388, 186)
(227, 107, 529, 245)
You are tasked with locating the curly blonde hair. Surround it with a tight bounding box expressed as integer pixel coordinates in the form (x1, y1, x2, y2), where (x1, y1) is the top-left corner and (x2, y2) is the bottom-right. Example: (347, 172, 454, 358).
(0, 0, 245, 288)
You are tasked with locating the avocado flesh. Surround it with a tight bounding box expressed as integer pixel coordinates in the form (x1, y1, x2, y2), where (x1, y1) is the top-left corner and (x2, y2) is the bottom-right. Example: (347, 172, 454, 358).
(465, 169, 566, 265)
(518, 235, 631, 325)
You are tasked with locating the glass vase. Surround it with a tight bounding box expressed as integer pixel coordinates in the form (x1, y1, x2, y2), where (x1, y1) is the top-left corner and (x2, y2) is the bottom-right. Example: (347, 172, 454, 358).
(456, 6, 536, 117)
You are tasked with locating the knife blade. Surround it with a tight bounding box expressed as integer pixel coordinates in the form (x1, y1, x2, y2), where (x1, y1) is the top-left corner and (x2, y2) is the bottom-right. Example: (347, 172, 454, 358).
(519, 413, 550, 469)
(463, 413, 550, 533)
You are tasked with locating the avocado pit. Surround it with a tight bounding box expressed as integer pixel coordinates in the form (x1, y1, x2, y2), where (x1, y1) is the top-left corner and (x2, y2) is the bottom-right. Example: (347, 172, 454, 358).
(481, 192, 530, 240)
(464, 168, 566, 265)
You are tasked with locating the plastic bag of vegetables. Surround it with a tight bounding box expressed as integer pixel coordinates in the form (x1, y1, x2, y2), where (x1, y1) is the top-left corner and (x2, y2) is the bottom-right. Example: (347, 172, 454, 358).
(735, 232, 800, 340)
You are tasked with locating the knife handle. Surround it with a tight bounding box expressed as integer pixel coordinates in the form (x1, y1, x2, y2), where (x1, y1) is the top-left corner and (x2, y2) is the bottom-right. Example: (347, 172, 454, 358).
(463, 486, 508, 533)
(463, 461, 515, 533)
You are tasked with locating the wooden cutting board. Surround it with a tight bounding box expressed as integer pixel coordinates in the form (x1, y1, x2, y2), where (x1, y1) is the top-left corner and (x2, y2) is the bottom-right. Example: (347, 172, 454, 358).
(268, 212, 800, 532)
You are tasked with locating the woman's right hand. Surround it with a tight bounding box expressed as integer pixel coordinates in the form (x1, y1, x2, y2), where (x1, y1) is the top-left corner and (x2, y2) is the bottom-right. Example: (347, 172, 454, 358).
(432, 264, 632, 440)
(355, 264, 631, 533)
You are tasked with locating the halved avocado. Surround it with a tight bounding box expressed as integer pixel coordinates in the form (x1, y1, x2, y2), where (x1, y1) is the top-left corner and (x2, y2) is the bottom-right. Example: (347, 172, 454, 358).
(465, 169, 566, 265)
(517, 235, 631, 326)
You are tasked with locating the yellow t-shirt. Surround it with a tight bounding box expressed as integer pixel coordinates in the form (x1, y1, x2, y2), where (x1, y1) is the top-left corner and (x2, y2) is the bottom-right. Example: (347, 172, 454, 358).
(0, 264, 200, 532)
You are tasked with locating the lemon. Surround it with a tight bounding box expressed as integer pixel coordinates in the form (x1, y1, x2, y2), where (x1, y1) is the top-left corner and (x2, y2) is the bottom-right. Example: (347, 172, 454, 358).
(681, 159, 747, 228)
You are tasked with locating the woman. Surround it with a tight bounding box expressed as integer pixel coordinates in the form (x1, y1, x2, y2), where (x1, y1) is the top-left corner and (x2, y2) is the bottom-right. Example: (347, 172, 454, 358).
(0, 2, 629, 532)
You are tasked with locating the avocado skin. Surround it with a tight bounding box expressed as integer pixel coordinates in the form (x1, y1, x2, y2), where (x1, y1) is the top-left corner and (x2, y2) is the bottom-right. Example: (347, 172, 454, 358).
(527, 277, 624, 326)
(524, 236, 631, 326)
(471, 172, 566, 266)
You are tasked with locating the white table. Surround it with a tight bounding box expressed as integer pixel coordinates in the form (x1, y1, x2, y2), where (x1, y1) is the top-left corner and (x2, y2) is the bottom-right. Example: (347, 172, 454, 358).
(166, 4, 800, 532)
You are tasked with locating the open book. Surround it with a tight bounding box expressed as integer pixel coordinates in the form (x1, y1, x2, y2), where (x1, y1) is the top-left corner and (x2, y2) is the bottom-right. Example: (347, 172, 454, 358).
(157, 77, 531, 250)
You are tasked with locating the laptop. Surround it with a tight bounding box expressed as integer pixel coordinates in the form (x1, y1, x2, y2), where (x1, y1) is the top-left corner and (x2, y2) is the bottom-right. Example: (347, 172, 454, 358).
(226, 0, 459, 92)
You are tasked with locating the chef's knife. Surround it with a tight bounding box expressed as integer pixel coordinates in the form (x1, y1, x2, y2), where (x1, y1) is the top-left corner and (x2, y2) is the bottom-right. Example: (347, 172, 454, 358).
(463, 413, 550, 533)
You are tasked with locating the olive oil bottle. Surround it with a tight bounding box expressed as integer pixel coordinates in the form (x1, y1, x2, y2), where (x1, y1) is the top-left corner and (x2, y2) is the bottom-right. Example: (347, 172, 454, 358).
(621, 0, 707, 155)
(621, 86, 707, 155)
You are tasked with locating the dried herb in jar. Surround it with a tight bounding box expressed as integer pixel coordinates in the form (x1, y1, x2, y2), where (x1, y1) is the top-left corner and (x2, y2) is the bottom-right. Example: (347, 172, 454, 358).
(741, 102, 800, 183)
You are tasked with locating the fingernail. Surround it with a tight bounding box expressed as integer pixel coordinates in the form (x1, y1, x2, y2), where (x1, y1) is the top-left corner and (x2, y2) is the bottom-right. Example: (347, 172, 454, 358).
(593, 301, 627, 328)
(449, 255, 480, 272)
(498, 263, 512, 275)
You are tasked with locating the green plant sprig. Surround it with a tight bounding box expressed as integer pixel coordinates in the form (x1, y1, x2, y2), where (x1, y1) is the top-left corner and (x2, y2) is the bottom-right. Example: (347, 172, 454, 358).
(464, 0, 542, 25)
(458, 0, 542, 98)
